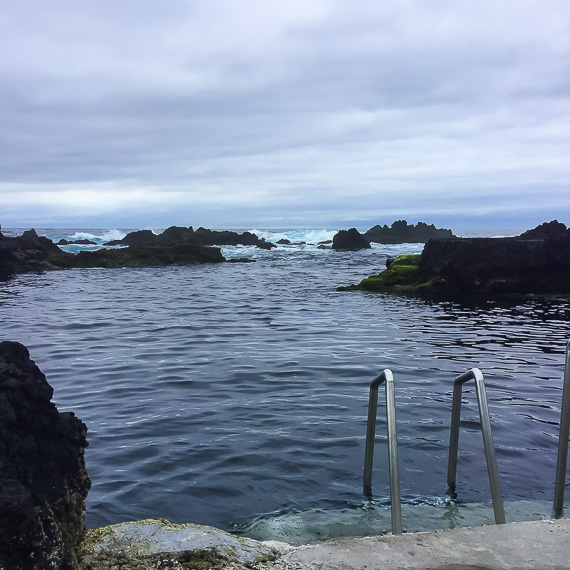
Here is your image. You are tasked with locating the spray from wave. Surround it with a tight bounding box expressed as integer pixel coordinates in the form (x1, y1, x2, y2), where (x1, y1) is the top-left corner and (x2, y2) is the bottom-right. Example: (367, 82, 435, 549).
(249, 229, 337, 244)
(69, 229, 128, 243)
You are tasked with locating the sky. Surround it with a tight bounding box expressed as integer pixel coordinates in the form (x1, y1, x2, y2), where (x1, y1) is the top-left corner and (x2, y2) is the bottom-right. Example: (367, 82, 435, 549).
(1, 0, 570, 231)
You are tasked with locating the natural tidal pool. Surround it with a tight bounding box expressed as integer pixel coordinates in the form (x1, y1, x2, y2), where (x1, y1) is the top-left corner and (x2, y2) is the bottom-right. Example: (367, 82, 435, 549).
(1, 228, 569, 543)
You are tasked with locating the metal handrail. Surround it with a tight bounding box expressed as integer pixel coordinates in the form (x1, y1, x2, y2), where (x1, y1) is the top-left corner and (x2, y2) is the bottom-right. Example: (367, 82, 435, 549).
(362, 369, 403, 535)
(554, 340, 570, 517)
(446, 368, 506, 524)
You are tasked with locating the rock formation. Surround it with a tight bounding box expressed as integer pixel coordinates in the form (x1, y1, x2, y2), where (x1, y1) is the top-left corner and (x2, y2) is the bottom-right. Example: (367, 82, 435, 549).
(339, 221, 570, 296)
(0, 229, 76, 279)
(364, 220, 455, 244)
(331, 228, 371, 250)
(72, 241, 224, 268)
(0, 228, 225, 279)
(105, 226, 276, 249)
(0, 341, 91, 570)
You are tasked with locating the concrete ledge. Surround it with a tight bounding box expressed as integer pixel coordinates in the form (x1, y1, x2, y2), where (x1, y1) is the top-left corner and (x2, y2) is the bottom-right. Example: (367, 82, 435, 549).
(258, 519, 570, 570)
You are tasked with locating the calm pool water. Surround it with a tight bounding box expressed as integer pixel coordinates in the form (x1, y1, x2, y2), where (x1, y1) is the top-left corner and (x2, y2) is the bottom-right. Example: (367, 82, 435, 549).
(1, 228, 569, 542)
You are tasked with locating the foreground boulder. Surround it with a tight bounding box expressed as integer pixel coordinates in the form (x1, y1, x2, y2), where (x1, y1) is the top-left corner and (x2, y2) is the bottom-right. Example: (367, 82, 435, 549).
(339, 221, 570, 297)
(332, 228, 371, 250)
(79, 519, 291, 570)
(0, 341, 91, 570)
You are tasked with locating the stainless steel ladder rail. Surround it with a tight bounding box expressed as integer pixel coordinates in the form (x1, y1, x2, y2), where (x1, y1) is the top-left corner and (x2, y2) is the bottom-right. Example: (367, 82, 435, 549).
(447, 368, 506, 524)
(554, 340, 570, 518)
(362, 369, 403, 535)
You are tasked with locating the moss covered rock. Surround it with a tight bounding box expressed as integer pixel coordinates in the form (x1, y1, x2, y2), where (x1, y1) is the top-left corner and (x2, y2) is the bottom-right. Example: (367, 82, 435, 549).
(338, 254, 432, 294)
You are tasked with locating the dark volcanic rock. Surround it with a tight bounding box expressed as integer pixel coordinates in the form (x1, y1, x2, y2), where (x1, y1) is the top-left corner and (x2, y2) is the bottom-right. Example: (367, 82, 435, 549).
(58, 239, 97, 246)
(364, 220, 455, 244)
(0, 229, 75, 279)
(332, 228, 371, 250)
(108, 226, 276, 249)
(339, 221, 570, 297)
(190, 227, 275, 249)
(420, 222, 570, 295)
(0, 341, 91, 570)
(117, 229, 158, 246)
(0, 228, 226, 278)
(72, 241, 225, 268)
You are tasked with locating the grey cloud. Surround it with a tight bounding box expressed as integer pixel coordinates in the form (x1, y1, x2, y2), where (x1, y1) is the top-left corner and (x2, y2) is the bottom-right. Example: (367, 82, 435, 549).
(1, 1, 569, 228)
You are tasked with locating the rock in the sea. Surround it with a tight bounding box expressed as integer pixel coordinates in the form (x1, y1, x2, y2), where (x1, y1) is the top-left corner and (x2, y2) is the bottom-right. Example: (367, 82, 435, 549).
(79, 519, 292, 570)
(58, 239, 98, 246)
(107, 226, 277, 249)
(0, 341, 91, 570)
(0, 229, 76, 278)
(0, 228, 226, 278)
(332, 228, 371, 250)
(339, 221, 570, 297)
(73, 241, 225, 268)
(364, 220, 455, 244)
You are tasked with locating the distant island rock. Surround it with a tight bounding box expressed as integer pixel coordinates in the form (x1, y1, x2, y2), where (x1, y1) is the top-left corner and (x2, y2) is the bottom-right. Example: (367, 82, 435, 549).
(331, 228, 371, 250)
(364, 220, 456, 244)
(57, 238, 98, 246)
(105, 226, 276, 250)
(0, 228, 224, 279)
(338, 221, 570, 297)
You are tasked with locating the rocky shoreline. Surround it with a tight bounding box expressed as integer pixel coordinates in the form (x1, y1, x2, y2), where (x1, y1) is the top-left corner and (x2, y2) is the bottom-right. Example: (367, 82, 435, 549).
(339, 220, 570, 297)
(0, 226, 280, 280)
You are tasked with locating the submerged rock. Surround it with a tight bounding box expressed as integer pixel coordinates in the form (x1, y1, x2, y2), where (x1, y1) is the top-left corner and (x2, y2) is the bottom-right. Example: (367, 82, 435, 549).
(79, 519, 292, 570)
(339, 221, 570, 297)
(332, 228, 371, 250)
(0, 341, 91, 570)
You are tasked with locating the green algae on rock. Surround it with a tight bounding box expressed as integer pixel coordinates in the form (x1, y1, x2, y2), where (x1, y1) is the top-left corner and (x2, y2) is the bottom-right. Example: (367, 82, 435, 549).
(338, 221, 570, 297)
(338, 254, 432, 294)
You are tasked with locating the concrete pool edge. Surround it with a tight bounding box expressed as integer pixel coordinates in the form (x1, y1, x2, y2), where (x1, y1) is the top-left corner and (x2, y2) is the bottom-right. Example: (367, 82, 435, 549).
(256, 518, 570, 570)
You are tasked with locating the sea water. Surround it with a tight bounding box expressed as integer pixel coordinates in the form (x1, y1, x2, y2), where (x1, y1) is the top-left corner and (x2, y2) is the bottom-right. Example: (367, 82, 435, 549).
(0, 227, 569, 543)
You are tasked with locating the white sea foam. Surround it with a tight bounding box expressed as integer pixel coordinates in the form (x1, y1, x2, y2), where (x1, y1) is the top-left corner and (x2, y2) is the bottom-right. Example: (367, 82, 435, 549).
(69, 229, 128, 242)
(249, 228, 337, 244)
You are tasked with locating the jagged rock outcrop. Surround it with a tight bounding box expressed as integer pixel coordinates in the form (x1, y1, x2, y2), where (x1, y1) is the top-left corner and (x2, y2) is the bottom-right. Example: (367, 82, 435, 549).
(0, 341, 91, 570)
(332, 228, 371, 250)
(339, 221, 570, 296)
(364, 220, 455, 244)
(106, 226, 276, 249)
(0, 228, 225, 279)
(0, 229, 76, 279)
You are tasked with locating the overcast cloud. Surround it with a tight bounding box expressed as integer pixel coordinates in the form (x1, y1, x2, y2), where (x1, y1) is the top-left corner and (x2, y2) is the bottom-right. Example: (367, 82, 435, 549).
(1, 0, 569, 230)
